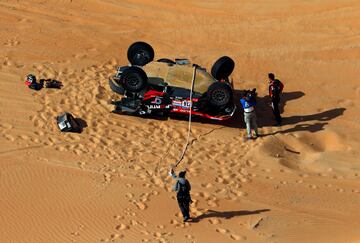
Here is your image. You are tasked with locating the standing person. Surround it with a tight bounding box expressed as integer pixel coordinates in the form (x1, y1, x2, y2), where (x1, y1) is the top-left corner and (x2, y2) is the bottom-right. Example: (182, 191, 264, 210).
(268, 73, 284, 126)
(169, 167, 192, 222)
(240, 89, 258, 139)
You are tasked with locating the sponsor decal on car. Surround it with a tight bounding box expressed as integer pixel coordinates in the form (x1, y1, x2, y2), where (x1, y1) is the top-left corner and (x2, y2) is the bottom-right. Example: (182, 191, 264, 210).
(147, 105, 161, 109)
(181, 100, 192, 109)
(151, 97, 162, 105)
(172, 100, 182, 107)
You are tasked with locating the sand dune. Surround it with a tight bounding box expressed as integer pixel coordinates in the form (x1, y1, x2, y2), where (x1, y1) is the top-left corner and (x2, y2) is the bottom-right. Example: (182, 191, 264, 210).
(1, 0, 360, 242)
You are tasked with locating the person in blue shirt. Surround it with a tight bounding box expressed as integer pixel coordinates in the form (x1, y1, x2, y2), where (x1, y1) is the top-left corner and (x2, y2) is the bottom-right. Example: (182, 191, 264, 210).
(240, 89, 258, 139)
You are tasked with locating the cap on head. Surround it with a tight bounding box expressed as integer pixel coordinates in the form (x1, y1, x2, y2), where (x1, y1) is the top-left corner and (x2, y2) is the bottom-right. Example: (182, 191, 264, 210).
(268, 73, 275, 80)
(179, 171, 186, 178)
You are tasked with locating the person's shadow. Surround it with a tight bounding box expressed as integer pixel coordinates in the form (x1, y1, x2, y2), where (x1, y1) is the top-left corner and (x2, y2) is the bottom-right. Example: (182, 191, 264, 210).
(221, 90, 306, 129)
(191, 209, 270, 222)
(255, 91, 305, 127)
(228, 89, 346, 135)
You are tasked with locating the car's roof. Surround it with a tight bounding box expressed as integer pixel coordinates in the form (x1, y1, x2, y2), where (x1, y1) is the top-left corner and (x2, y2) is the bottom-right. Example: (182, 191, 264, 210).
(143, 61, 216, 94)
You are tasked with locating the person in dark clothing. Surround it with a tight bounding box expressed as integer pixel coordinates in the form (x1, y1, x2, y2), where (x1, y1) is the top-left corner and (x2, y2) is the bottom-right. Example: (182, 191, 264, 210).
(25, 74, 63, 90)
(25, 74, 44, 91)
(169, 167, 192, 222)
(268, 73, 284, 126)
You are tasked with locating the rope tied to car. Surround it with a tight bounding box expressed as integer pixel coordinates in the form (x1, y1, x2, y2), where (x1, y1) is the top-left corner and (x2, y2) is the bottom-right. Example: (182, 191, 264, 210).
(173, 65, 197, 168)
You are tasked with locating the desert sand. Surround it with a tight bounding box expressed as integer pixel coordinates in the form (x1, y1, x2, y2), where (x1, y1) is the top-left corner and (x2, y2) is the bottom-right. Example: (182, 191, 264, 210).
(1, 0, 360, 242)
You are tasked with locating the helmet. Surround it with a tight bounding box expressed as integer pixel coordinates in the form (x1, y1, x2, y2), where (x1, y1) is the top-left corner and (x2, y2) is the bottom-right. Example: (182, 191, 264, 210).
(26, 74, 36, 83)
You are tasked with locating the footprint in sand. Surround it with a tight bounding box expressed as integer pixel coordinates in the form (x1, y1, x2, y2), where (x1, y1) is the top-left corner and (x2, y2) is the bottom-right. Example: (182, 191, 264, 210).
(78, 161, 86, 169)
(1, 123, 13, 130)
(201, 183, 213, 189)
(18, 135, 29, 141)
(125, 193, 134, 199)
(157, 225, 165, 229)
(103, 173, 112, 183)
(115, 223, 129, 230)
(207, 200, 219, 207)
(216, 227, 244, 241)
(135, 201, 147, 210)
(230, 234, 244, 241)
(34, 130, 45, 136)
(170, 219, 183, 227)
(113, 215, 125, 220)
(140, 230, 150, 236)
(216, 228, 230, 234)
(4, 134, 15, 142)
(110, 233, 123, 241)
(208, 218, 221, 225)
(30, 137, 41, 143)
(246, 159, 257, 167)
(2, 57, 13, 67)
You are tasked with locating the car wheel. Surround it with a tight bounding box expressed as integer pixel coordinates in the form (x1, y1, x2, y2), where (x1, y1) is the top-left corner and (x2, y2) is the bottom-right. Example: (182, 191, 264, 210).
(157, 58, 176, 65)
(127, 42, 155, 66)
(211, 56, 235, 80)
(207, 82, 232, 107)
(120, 66, 148, 93)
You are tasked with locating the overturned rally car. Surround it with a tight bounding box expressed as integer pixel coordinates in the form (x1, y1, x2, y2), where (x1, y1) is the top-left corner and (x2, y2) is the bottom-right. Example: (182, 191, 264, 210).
(109, 41, 236, 120)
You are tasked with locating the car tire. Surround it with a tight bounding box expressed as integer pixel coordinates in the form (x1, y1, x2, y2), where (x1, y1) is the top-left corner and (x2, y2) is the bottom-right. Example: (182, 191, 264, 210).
(120, 66, 148, 93)
(211, 56, 235, 80)
(127, 42, 155, 66)
(157, 58, 176, 65)
(207, 82, 232, 107)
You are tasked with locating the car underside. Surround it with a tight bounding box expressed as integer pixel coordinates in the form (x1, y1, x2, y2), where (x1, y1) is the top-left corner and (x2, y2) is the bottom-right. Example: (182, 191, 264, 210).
(109, 42, 236, 121)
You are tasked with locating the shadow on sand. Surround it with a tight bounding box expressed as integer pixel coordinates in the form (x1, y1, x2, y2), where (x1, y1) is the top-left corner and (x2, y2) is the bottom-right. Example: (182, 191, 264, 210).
(191, 209, 270, 222)
(220, 90, 345, 134)
(111, 89, 345, 135)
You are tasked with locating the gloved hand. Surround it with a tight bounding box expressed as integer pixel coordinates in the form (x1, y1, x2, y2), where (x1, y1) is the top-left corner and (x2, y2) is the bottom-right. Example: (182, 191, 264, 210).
(168, 166, 175, 176)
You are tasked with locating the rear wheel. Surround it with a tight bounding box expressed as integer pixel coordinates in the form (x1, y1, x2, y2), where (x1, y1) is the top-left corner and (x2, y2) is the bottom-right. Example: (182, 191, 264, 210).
(207, 82, 232, 108)
(127, 42, 155, 66)
(120, 66, 148, 93)
(211, 56, 235, 80)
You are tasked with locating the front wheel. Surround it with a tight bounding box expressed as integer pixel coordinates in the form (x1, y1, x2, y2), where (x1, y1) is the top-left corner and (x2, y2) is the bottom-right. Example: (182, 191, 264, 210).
(127, 42, 155, 66)
(207, 82, 232, 108)
(120, 66, 148, 93)
(211, 56, 235, 81)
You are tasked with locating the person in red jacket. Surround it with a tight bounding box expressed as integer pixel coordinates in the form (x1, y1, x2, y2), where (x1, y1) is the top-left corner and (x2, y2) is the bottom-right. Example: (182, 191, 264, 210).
(268, 73, 284, 126)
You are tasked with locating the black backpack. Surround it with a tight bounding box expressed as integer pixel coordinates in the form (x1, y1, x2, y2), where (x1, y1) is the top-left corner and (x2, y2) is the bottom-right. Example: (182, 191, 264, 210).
(271, 79, 282, 98)
(177, 180, 190, 197)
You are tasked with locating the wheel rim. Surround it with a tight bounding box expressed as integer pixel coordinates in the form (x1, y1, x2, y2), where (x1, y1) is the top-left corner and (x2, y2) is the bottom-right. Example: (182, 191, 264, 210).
(125, 73, 140, 88)
(134, 51, 149, 65)
(212, 89, 227, 103)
